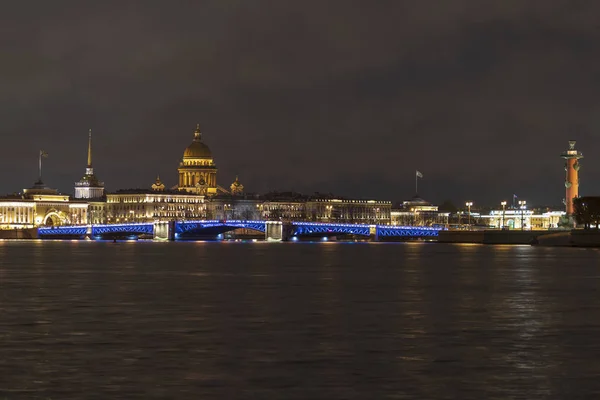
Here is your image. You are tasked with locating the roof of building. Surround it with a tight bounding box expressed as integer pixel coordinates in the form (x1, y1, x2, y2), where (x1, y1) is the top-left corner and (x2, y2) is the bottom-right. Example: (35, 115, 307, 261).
(110, 188, 202, 196)
(183, 124, 212, 159)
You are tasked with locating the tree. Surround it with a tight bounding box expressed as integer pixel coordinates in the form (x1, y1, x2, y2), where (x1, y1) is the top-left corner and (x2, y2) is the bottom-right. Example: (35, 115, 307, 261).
(241, 208, 255, 221)
(438, 200, 458, 213)
(573, 197, 600, 229)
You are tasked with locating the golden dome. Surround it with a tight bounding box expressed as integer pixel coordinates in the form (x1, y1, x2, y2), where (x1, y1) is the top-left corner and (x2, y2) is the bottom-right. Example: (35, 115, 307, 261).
(183, 124, 212, 159)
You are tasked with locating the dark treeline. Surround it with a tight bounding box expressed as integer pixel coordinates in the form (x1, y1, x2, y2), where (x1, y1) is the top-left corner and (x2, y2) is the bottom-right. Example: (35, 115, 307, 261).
(574, 197, 600, 229)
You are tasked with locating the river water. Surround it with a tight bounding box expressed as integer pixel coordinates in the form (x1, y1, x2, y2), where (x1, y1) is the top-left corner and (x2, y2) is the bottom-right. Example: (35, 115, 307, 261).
(1, 241, 599, 399)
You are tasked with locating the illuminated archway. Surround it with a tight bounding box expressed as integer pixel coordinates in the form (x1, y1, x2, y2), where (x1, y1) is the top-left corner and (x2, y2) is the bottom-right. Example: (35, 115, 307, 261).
(43, 211, 70, 227)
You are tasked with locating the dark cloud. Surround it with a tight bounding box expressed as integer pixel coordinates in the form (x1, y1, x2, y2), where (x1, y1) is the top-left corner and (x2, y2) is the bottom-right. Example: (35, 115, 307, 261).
(1, 0, 599, 206)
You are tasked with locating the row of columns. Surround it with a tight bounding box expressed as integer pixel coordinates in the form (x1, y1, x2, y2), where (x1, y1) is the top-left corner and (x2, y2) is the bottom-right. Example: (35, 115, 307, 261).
(0, 205, 36, 224)
(178, 172, 216, 187)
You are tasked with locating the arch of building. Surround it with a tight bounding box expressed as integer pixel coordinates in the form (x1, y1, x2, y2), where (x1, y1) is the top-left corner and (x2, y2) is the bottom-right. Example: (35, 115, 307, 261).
(43, 211, 70, 226)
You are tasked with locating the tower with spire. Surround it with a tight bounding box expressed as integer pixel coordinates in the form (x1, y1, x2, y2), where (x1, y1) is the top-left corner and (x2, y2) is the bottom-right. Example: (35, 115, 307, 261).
(74, 129, 105, 199)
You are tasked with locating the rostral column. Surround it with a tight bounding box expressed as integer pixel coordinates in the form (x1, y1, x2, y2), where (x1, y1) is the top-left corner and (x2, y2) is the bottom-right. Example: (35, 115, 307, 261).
(560, 140, 583, 215)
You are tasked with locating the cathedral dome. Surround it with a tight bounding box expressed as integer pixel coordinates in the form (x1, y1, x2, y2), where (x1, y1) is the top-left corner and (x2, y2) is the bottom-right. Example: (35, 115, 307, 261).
(183, 124, 212, 159)
(184, 141, 212, 159)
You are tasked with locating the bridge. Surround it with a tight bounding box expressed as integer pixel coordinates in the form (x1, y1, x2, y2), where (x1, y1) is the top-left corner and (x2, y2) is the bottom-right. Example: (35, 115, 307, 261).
(38, 223, 154, 239)
(175, 220, 266, 239)
(38, 220, 445, 241)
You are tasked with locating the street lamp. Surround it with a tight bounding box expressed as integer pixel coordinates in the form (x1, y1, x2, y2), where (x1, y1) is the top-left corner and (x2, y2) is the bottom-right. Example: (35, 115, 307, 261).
(500, 201, 507, 229)
(518, 200, 527, 230)
(465, 202, 473, 228)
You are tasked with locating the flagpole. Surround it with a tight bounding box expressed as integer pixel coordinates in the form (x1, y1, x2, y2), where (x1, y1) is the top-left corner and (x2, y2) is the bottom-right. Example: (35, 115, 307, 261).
(415, 172, 418, 195)
(39, 151, 42, 182)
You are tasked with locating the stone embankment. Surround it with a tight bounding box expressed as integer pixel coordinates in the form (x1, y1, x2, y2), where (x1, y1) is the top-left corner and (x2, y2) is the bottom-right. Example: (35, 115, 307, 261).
(439, 229, 600, 247)
(0, 228, 38, 239)
(535, 230, 600, 247)
(438, 230, 550, 245)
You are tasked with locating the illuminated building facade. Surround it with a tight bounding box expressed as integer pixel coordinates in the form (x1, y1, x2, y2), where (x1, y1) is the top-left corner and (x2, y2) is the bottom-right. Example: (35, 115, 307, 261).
(391, 196, 448, 226)
(74, 130, 104, 199)
(205, 192, 392, 224)
(0, 183, 87, 229)
(105, 189, 206, 223)
(208, 197, 262, 220)
(177, 124, 217, 196)
(561, 140, 583, 215)
(481, 209, 565, 230)
(304, 198, 391, 224)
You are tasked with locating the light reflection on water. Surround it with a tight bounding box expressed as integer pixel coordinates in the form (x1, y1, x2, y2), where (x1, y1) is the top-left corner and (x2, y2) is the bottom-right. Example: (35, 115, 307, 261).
(0, 241, 600, 399)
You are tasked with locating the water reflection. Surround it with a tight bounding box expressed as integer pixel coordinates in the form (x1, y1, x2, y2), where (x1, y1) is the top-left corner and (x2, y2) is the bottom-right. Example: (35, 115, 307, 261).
(1, 242, 600, 398)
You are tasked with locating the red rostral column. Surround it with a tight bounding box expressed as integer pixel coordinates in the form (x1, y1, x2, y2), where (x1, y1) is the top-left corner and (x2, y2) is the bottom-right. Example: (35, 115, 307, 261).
(560, 140, 583, 215)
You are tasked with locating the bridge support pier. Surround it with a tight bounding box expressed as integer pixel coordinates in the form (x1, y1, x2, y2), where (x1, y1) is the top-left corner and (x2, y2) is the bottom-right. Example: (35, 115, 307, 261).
(154, 221, 175, 241)
(265, 221, 292, 241)
(370, 225, 379, 242)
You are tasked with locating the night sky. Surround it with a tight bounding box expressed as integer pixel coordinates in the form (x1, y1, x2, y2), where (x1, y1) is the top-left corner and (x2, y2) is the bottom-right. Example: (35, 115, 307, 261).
(2, 1, 599, 207)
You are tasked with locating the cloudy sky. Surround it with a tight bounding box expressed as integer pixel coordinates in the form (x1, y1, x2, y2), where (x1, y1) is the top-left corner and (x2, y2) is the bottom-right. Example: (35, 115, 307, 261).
(2, 0, 599, 206)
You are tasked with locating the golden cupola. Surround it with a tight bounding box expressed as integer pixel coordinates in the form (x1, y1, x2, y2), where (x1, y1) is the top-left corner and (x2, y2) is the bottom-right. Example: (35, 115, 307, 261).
(183, 124, 213, 159)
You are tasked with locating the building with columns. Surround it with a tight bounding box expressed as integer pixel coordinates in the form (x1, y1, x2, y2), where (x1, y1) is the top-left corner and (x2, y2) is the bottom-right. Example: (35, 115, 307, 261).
(480, 209, 565, 230)
(177, 124, 217, 196)
(0, 181, 87, 229)
(74, 129, 105, 199)
(103, 175, 206, 223)
(206, 192, 392, 224)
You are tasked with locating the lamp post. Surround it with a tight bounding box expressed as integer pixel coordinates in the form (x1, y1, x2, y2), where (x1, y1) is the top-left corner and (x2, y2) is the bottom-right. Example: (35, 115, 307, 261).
(501, 201, 507, 229)
(518, 200, 526, 230)
(465, 202, 473, 228)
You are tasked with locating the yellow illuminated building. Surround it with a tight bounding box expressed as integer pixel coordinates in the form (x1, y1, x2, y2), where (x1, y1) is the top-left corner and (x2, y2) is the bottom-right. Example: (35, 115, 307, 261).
(0, 182, 87, 228)
(177, 124, 217, 196)
(105, 189, 206, 223)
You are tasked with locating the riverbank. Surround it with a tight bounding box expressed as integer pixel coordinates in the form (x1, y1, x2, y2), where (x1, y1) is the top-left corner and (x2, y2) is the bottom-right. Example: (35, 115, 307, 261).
(0, 228, 37, 240)
(438, 230, 548, 245)
(535, 229, 600, 247)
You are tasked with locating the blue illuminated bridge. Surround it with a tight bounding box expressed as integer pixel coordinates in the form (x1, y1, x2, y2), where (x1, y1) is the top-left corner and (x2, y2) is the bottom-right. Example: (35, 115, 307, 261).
(38, 220, 444, 240)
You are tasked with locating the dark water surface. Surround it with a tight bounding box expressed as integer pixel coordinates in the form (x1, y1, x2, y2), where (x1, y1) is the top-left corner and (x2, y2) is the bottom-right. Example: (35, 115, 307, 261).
(1, 241, 600, 399)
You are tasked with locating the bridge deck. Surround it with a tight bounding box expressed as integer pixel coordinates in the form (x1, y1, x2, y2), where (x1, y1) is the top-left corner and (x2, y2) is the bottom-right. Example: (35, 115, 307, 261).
(39, 221, 445, 239)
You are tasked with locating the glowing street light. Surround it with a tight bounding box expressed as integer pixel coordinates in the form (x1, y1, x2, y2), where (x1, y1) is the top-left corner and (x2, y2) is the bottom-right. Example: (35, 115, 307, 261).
(465, 202, 473, 228)
(501, 201, 507, 229)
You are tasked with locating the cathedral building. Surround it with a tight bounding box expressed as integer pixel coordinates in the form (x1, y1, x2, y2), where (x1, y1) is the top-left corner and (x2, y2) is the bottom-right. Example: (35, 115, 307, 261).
(74, 129, 104, 199)
(177, 124, 217, 196)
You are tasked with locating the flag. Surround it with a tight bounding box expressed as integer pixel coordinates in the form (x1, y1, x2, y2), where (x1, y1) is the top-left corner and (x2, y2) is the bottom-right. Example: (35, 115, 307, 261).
(416, 170, 423, 178)
(40, 150, 48, 158)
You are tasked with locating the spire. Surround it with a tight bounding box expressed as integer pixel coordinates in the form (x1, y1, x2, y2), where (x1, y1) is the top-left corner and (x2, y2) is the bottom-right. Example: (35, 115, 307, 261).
(87, 129, 93, 168)
(193, 123, 201, 141)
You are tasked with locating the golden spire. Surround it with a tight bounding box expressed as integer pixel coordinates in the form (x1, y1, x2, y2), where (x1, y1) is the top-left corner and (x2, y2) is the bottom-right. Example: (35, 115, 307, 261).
(193, 123, 201, 141)
(87, 129, 93, 168)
